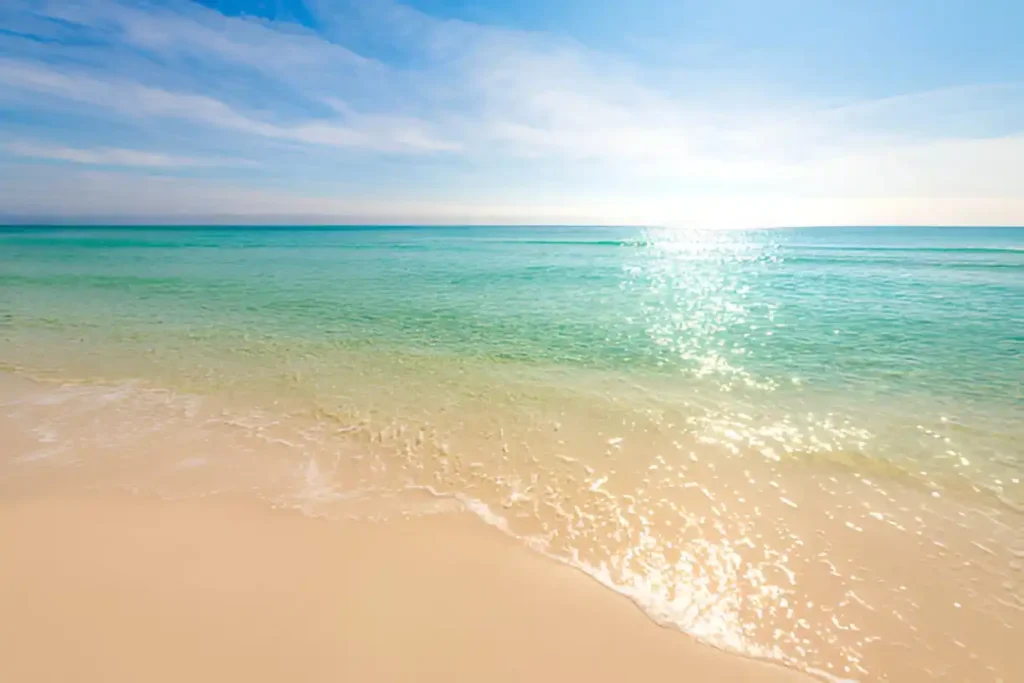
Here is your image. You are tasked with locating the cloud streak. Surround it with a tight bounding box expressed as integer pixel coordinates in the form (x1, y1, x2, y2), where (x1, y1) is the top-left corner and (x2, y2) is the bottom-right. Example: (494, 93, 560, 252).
(3, 140, 251, 168)
(0, 59, 457, 153)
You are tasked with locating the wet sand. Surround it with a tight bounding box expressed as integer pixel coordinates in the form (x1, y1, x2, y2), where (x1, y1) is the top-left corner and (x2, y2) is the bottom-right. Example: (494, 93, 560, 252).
(0, 495, 811, 683)
(3, 371, 1024, 681)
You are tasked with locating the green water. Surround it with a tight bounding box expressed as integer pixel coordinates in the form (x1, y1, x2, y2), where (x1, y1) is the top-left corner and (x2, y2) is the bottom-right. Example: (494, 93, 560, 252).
(1, 225, 1023, 681)
(2, 226, 1020, 492)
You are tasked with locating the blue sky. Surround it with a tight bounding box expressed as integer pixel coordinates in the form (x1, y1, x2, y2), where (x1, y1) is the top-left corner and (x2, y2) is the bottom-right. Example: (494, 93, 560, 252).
(1, 0, 1023, 225)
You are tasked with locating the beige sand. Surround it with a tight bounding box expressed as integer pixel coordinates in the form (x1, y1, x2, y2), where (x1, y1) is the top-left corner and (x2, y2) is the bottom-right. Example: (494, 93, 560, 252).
(0, 495, 810, 683)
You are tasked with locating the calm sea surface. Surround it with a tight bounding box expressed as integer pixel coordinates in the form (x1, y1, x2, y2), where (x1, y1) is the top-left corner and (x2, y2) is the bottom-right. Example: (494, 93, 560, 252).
(1, 226, 1022, 681)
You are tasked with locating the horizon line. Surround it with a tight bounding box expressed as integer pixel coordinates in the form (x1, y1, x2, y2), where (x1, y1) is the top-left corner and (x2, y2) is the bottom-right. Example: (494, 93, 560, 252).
(2, 220, 1023, 231)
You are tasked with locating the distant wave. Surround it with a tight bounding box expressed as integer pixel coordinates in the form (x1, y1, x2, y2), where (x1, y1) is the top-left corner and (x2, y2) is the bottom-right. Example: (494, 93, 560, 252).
(781, 256, 1023, 269)
(788, 244, 1023, 254)
(477, 240, 1023, 253)
(475, 239, 647, 247)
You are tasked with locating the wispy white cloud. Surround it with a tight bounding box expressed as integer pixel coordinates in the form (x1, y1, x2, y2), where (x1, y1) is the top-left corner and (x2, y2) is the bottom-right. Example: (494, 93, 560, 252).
(0, 59, 457, 153)
(3, 140, 251, 168)
(43, 0, 368, 69)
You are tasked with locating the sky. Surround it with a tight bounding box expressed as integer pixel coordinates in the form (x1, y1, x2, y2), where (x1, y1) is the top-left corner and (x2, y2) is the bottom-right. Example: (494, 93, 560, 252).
(1, 0, 1023, 226)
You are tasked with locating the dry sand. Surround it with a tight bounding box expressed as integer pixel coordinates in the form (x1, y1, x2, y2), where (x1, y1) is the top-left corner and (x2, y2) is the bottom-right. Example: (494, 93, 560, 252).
(0, 495, 810, 683)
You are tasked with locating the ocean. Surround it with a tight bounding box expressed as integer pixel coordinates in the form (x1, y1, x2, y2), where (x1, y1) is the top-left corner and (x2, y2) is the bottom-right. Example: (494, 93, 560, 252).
(1, 225, 1021, 681)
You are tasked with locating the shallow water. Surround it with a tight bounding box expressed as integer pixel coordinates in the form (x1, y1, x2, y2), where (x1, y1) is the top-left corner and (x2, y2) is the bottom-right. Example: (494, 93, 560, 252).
(1, 225, 1022, 681)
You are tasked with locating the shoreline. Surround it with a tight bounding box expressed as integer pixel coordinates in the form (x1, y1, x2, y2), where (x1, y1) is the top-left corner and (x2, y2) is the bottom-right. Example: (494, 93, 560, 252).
(3, 367, 1024, 681)
(0, 494, 812, 683)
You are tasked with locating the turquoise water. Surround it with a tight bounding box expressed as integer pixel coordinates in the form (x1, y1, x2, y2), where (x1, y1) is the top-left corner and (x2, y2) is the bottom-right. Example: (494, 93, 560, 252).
(2, 226, 1020, 392)
(1, 225, 1023, 681)
(2, 226, 1020, 486)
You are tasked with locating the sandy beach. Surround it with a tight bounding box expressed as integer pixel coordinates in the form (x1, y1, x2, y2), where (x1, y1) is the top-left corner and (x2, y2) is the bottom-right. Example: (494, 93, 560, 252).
(0, 495, 810, 683)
